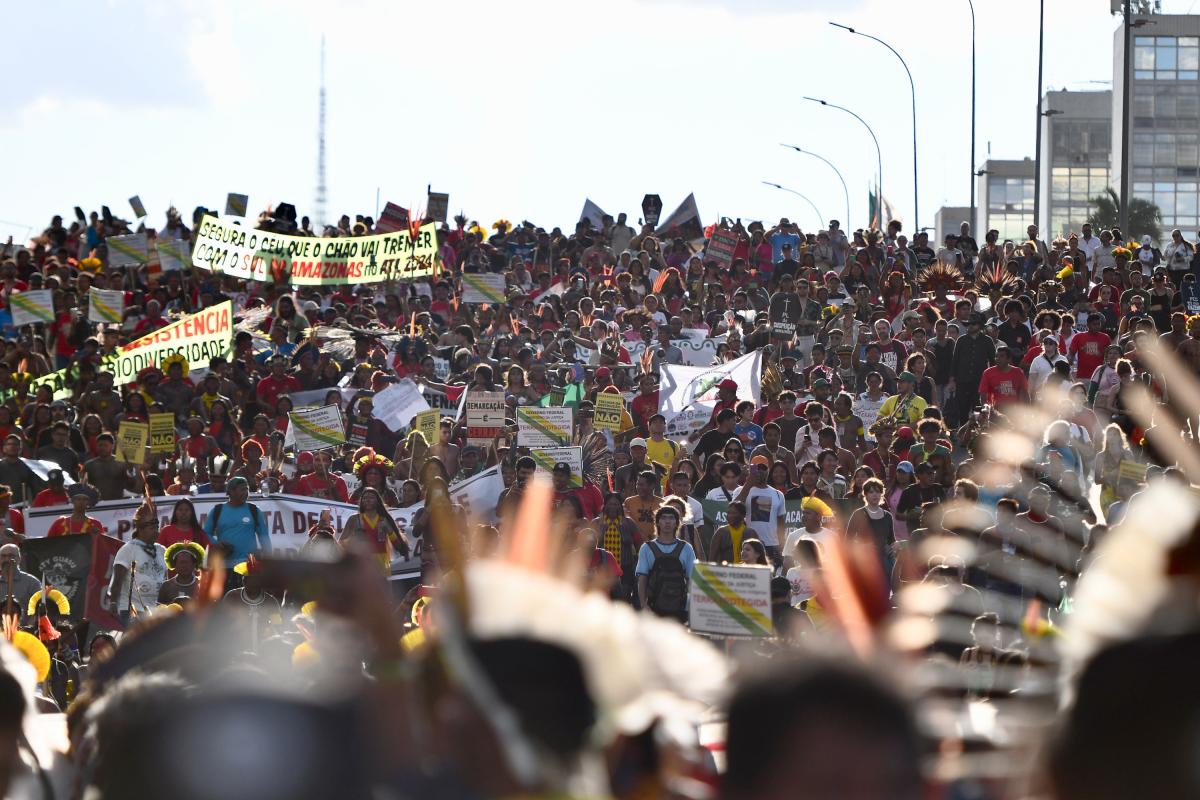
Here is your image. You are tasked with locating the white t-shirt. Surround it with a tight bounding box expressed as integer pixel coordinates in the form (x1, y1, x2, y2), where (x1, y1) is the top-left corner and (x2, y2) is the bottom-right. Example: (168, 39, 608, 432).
(705, 485, 741, 505)
(782, 527, 835, 561)
(786, 565, 818, 604)
(1028, 352, 1068, 396)
(1077, 236, 1102, 268)
(110, 540, 168, 613)
(743, 485, 786, 547)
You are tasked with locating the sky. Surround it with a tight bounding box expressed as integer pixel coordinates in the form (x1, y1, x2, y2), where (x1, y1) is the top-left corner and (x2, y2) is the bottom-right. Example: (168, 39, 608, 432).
(2, 0, 1189, 243)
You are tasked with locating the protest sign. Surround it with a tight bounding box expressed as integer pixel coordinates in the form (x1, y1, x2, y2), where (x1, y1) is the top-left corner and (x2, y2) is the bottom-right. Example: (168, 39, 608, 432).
(431, 357, 450, 380)
(225, 192, 249, 217)
(659, 350, 762, 426)
(107, 232, 149, 267)
(466, 391, 505, 446)
(854, 395, 887, 442)
(128, 196, 147, 218)
(107, 301, 233, 387)
(23, 459, 76, 486)
(642, 194, 662, 227)
(593, 392, 625, 433)
(1119, 459, 1149, 485)
(371, 379, 430, 432)
(461, 273, 506, 304)
(288, 387, 358, 409)
(427, 192, 450, 223)
(149, 413, 176, 454)
(374, 202, 409, 234)
(421, 384, 466, 419)
(664, 404, 712, 438)
(8, 290, 53, 327)
(288, 405, 346, 451)
(516, 407, 573, 448)
(192, 215, 439, 284)
(414, 409, 440, 444)
(117, 421, 148, 465)
(87, 288, 125, 325)
(392, 465, 504, 533)
(689, 563, 774, 637)
(531, 446, 583, 488)
(156, 239, 189, 271)
(707, 227, 738, 268)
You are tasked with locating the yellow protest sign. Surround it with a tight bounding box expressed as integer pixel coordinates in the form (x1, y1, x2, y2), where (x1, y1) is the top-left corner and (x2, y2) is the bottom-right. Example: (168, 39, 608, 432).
(118, 421, 148, 466)
(149, 413, 176, 454)
(106, 301, 233, 387)
(192, 215, 439, 284)
(414, 409, 439, 446)
(593, 392, 624, 433)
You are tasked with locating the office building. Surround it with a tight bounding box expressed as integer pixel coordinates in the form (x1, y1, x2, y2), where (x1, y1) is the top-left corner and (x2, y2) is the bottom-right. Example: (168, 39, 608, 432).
(976, 159, 1036, 242)
(1115, 11, 1200, 235)
(934, 206, 971, 244)
(1039, 89, 1112, 238)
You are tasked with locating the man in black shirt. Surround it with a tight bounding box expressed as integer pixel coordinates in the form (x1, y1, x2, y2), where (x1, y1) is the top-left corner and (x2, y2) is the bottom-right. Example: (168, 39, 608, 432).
(897, 461, 945, 529)
(0, 436, 34, 506)
(996, 299, 1031, 355)
(949, 314, 996, 426)
(694, 409, 738, 470)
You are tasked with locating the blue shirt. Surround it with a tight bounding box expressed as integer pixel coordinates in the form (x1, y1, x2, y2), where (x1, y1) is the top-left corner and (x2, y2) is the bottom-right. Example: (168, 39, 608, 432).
(733, 422, 764, 448)
(635, 538, 696, 577)
(203, 500, 271, 565)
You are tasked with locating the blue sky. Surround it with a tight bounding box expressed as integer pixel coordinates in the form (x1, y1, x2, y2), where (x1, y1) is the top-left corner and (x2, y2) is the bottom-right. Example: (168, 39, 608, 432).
(0, 0, 1177, 242)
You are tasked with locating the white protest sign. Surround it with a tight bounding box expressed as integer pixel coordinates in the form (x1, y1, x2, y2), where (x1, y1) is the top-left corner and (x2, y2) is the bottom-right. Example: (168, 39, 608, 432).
(465, 391, 506, 446)
(516, 407, 573, 448)
(530, 446, 583, 488)
(371, 379, 431, 432)
(287, 404, 346, 451)
(156, 239, 190, 271)
(288, 387, 359, 409)
(689, 562, 774, 637)
(8, 290, 54, 327)
(461, 273, 507, 304)
(854, 394, 887, 442)
(107, 232, 149, 267)
(432, 357, 450, 380)
(88, 288, 125, 325)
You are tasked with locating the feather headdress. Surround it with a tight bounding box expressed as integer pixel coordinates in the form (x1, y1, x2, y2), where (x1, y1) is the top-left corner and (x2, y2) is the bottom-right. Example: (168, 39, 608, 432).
(917, 262, 966, 294)
(974, 263, 1019, 297)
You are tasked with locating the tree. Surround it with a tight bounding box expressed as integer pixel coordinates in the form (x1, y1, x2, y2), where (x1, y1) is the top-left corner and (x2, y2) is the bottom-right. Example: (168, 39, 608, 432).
(1087, 187, 1162, 243)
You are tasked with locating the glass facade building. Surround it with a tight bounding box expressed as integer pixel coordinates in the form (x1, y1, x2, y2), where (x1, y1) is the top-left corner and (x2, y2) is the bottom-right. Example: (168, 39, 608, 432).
(977, 159, 1036, 242)
(1040, 90, 1112, 239)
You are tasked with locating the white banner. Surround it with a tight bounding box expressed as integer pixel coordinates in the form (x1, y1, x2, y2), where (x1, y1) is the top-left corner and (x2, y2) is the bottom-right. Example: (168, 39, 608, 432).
(461, 273, 507, 304)
(530, 446, 583, 488)
(659, 350, 761, 424)
(625, 337, 719, 367)
(371, 379, 430, 432)
(288, 387, 360, 409)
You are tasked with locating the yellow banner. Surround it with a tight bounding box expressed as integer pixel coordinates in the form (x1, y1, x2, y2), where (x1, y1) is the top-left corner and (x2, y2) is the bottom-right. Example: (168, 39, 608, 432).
(593, 393, 624, 433)
(149, 413, 176, 454)
(117, 422, 148, 465)
(192, 215, 439, 285)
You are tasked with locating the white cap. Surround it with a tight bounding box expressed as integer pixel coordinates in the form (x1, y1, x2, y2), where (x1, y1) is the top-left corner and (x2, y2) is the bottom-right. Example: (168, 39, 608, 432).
(630, 437, 648, 449)
(1142, 235, 1153, 245)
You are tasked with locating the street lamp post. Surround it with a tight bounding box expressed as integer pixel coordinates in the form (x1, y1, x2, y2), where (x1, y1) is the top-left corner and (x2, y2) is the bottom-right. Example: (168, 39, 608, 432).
(780, 144, 851, 229)
(802, 97, 884, 228)
(1033, 0, 1046, 233)
(831, 22, 919, 233)
(967, 0, 977, 235)
(762, 182, 825, 230)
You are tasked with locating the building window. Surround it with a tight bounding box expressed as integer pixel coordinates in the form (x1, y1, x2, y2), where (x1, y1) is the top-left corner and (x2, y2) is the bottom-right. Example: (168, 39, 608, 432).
(987, 177, 1034, 241)
(1132, 180, 1200, 231)
(1134, 36, 1200, 81)
(1048, 166, 1111, 237)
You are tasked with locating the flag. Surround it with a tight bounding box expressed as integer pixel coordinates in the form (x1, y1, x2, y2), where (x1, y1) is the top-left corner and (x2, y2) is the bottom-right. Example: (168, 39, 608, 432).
(654, 193, 704, 243)
(579, 198, 608, 231)
(658, 350, 762, 424)
(869, 188, 898, 231)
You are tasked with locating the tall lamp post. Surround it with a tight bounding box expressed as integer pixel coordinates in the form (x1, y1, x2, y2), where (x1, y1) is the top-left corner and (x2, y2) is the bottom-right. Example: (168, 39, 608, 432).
(762, 181, 825, 230)
(780, 144, 851, 229)
(967, 0, 977, 235)
(802, 97, 884, 227)
(1033, 0, 1046, 233)
(831, 22, 919, 233)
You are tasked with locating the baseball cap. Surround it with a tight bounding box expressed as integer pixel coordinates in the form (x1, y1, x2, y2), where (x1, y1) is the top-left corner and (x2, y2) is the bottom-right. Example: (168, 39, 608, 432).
(718, 379, 738, 390)
(750, 454, 770, 467)
(297, 452, 315, 467)
(630, 437, 648, 449)
(595, 367, 611, 379)
(897, 371, 917, 383)
(896, 461, 915, 474)
(552, 462, 571, 474)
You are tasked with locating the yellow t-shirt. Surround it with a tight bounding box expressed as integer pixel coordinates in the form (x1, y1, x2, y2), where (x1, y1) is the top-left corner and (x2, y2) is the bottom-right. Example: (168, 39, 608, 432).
(645, 437, 678, 488)
(877, 393, 928, 426)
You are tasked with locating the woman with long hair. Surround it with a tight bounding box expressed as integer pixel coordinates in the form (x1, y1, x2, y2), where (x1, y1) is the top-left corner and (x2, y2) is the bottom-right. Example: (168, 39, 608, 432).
(1094, 423, 1131, 514)
(722, 437, 748, 468)
(207, 399, 240, 457)
(739, 538, 773, 571)
(768, 461, 795, 496)
(905, 352, 937, 405)
(692, 453, 725, 500)
(158, 497, 211, 549)
(340, 486, 409, 571)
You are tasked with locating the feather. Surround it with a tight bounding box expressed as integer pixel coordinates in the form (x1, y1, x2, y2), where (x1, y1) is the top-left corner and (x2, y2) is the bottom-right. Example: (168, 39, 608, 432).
(233, 305, 273, 335)
(579, 432, 613, 490)
(973, 263, 1019, 297)
(916, 262, 966, 294)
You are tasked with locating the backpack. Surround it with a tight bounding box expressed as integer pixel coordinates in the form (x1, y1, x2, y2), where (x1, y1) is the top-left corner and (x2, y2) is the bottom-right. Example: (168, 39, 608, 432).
(209, 502, 262, 538)
(646, 540, 688, 616)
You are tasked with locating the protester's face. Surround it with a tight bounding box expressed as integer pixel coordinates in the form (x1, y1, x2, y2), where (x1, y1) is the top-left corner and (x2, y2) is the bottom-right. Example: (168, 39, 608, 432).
(229, 484, 249, 504)
(656, 513, 677, 536)
(1, 440, 15, 459)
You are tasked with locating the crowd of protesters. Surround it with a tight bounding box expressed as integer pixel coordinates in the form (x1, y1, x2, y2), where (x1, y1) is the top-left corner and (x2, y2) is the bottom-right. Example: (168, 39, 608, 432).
(0, 199, 1192, 798)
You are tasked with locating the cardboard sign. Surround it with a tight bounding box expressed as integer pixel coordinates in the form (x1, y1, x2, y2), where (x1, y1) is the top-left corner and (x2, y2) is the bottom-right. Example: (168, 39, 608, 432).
(225, 192, 249, 217)
(642, 194, 663, 227)
(88, 288, 125, 325)
(427, 192, 450, 223)
(707, 227, 739, 267)
(117, 421, 148, 465)
(375, 202, 409, 234)
(8, 290, 54, 327)
(465, 391, 506, 446)
(531, 446, 583, 488)
(107, 232, 149, 267)
(192, 215, 439, 284)
(461, 273, 506, 304)
(149, 413, 176, 454)
(156, 239, 190, 272)
(593, 392, 625, 433)
(288, 404, 346, 451)
(129, 196, 147, 218)
(516, 407, 573, 448)
(689, 562, 774, 637)
(414, 409, 440, 445)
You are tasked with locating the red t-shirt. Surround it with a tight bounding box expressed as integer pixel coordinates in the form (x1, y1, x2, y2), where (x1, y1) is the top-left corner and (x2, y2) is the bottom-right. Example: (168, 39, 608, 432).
(295, 473, 350, 503)
(1069, 331, 1111, 380)
(32, 489, 68, 508)
(256, 374, 301, 410)
(158, 523, 212, 550)
(630, 391, 659, 430)
(5, 508, 24, 536)
(978, 366, 1028, 407)
(47, 515, 105, 537)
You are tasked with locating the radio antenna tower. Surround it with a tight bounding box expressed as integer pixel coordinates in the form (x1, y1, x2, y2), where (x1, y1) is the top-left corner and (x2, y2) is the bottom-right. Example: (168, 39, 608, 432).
(314, 36, 328, 229)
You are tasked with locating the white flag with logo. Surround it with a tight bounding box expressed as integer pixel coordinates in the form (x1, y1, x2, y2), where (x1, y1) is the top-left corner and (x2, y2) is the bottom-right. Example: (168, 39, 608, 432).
(659, 350, 762, 425)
